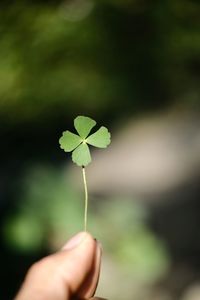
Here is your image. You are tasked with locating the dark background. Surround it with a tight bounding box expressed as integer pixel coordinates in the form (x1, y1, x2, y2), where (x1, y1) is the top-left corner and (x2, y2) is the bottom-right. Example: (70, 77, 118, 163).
(0, 1, 200, 299)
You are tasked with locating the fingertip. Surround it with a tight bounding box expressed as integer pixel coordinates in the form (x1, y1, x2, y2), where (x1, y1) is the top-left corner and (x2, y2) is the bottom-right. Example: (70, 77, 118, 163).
(62, 231, 96, 251)
(61, 231, 102, 299)
(62, 232, 88, 250)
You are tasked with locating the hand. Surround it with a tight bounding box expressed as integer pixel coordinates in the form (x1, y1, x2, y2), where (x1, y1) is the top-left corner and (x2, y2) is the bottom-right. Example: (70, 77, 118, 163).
(15, 232, 103, 300)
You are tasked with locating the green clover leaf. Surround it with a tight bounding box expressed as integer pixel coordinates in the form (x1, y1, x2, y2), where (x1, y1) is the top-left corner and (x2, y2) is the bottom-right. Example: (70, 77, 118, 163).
(59, 115, 111, 231)
(59, 116, 111, 167)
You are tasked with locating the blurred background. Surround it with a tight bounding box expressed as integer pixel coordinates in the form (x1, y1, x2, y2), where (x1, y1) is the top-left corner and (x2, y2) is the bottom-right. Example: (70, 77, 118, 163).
(0, 0, 200, 299)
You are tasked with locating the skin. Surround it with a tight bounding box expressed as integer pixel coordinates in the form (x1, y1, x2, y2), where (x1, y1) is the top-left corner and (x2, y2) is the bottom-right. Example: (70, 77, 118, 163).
(15, 232, 106, 300)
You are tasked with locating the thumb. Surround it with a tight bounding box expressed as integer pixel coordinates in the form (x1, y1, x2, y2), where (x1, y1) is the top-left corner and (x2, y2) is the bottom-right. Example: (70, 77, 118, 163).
(15, 232, 101, 300)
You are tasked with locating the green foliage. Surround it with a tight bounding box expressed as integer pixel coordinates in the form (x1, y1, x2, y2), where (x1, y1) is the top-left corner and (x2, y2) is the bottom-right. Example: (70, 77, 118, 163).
(59, 116, 111, 166)
(3, 166, 84, 252)
(3, 166, 169, 283)
(90, 197, 170, 282)
(4, 215, 43, 252)
(0, 0, 199, 126)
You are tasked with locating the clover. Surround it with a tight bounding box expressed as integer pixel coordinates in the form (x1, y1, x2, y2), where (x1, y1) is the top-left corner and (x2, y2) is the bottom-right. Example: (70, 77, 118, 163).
(59, 115, 111, 167)
(59, 116, 111, 231)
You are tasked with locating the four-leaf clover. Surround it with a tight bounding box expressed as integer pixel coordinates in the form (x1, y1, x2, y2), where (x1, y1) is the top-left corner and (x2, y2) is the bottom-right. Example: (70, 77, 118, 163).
(59, 116, 111, 166)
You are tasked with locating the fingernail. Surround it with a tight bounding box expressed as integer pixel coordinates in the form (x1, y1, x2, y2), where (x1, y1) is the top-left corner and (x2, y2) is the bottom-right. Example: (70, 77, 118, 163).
(62, 232, 87, 250)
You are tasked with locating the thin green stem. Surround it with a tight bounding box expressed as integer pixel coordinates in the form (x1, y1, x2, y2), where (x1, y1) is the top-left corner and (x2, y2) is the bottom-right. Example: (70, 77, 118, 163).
(82, 167, 88, 232)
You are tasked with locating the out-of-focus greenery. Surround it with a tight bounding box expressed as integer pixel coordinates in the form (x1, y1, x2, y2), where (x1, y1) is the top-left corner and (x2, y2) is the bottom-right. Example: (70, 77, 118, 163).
(0, 0, 200, 126)
(3, 165, 169, 284)
(0, 1, 200, 299)
(3, 165, 83, 251)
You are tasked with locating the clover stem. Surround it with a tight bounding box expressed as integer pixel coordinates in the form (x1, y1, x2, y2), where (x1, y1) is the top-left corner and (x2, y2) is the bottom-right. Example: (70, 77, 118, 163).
(82, 166, 88, 232)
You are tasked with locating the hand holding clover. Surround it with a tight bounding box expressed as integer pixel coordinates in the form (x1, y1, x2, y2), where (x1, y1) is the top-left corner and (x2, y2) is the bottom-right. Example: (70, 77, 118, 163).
(14, 117, 111, 300)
